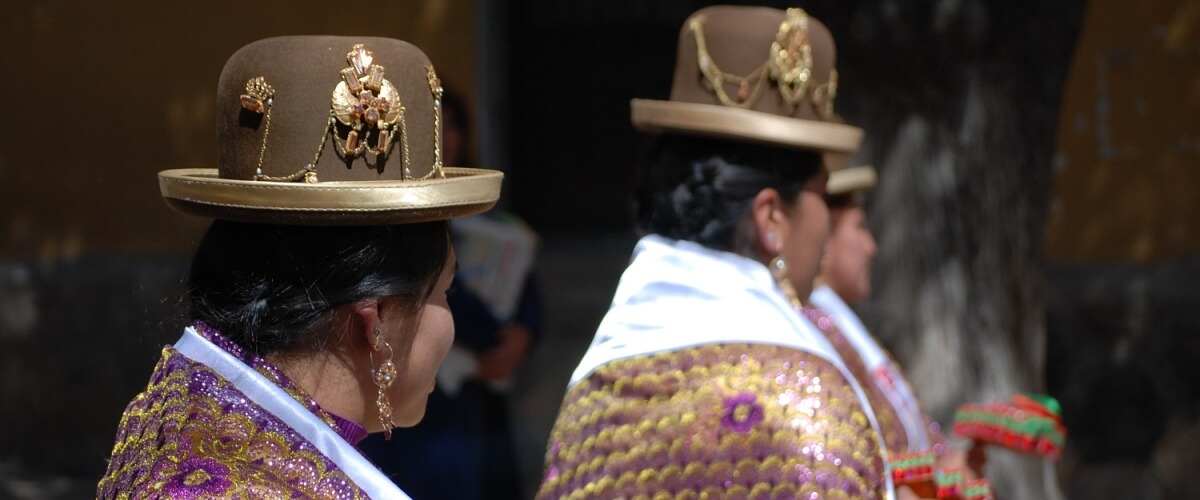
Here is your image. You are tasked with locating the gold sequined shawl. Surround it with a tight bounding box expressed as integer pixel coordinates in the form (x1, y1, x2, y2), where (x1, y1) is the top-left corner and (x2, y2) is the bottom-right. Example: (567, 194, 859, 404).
(539, 343, 891, 498)
(539, 236, 894, 498)
(810, 284, 932, 452)
(98, 325, 408, 499)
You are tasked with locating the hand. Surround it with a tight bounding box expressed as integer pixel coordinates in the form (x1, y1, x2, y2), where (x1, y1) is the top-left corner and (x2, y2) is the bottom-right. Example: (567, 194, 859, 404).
(937, 439, 988, 481)
(476, 324, 532, 381)
(896, 485, 922, 500)
(436, 345, 479, 397)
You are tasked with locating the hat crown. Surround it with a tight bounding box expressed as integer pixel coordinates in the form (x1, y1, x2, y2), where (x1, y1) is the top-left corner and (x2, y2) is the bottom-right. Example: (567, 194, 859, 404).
(670, 6, 840, 122)
(217, 36, 443, 183)
(159, 36, 502, 225)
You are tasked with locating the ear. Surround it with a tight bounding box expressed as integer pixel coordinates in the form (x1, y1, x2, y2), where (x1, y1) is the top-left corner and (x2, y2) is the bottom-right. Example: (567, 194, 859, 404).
(750, 187, 788, 260)
(347, 298, 384, 349)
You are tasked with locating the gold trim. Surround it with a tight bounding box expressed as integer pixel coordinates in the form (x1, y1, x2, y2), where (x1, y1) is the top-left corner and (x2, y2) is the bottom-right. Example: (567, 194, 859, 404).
(631, 99, 862, 155)
(160, 167, 502, 214)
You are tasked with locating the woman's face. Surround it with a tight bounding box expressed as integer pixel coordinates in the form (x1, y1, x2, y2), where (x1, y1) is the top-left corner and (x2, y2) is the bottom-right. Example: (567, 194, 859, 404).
(823, 205, 877, 304)
(389, 246, 457, 427)
(780, 171, 831, 300)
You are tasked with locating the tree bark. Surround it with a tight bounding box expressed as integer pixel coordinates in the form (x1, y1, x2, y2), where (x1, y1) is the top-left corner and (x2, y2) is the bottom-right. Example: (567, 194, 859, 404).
(806, 1, 1086, 498)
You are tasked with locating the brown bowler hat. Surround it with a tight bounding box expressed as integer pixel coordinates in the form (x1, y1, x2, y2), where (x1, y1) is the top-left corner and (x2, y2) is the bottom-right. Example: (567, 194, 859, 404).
(159, 36, 502, 225)
(632, 6, 862, 157)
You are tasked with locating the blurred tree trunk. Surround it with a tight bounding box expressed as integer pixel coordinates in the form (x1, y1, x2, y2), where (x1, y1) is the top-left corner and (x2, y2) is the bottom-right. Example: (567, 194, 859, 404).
(804, 1, 1087, 498)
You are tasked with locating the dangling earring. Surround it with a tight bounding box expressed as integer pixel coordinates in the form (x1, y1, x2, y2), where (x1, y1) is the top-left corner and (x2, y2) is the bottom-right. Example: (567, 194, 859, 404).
(369, 327, 398, 439)
(767, 231, 803, 309)
(770, 254, 804, 310)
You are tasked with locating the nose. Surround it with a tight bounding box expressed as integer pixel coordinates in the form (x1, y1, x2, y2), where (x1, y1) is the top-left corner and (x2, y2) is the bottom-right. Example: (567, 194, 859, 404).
(865, 229, 878, 257)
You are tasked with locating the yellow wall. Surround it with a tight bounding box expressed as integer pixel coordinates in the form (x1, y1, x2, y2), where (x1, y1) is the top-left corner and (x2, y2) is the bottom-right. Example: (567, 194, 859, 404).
(1048, 0, 1200, 261)
(0, 0, 476, 260)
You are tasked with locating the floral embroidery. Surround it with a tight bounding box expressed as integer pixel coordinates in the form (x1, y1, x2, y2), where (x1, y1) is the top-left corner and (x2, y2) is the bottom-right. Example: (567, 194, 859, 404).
(538, 344, 887, 499)
(722, 391, 765, 433)
(163, 457, 232, 496)
(97, 326, 368, 499)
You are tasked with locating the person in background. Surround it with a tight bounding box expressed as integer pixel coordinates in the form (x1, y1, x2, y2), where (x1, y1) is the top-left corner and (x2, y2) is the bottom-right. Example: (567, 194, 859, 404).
(98, 36, 503, 498)
(807, 165, 987, 498)
(538, 6, 895, 498)
(361, 86, 542, 500)
(804, 165, 930, 453)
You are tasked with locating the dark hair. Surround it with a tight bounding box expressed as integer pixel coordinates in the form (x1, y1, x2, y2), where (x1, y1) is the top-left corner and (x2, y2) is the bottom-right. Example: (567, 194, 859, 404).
(635, 134, 823, 255)
(826, 192, 857, 210)
(188, 220, 450, 355)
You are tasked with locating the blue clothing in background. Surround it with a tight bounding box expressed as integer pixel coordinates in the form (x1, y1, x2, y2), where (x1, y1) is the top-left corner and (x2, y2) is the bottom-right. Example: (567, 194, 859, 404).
(360, 274, 542, 500)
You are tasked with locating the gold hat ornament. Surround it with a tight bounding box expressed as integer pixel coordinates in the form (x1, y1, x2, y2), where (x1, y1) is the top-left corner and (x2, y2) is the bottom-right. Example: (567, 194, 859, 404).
(632, 6, 863, 158)
(159, 36, 502, 225)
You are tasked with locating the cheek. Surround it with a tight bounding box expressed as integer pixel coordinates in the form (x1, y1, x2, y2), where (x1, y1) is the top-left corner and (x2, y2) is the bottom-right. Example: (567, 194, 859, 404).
(396, 305, 455, 388)
(417, 304, 455, 365)
(390, 304, 455, 424)
(797, 193, 831, 247)
(783, 193, 832, 285)
(830, 232, 867, 270)
(826, 228, 851, 259)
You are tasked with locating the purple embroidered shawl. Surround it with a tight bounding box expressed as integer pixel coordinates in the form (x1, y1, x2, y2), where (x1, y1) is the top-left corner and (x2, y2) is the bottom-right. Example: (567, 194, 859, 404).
(97, 324, 371, 499)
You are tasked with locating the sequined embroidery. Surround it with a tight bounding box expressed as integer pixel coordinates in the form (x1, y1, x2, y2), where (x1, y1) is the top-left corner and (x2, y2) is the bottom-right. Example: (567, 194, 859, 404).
(805, 306, 911, 454)
(97, 327, 368, 499)
(538, 343, 888, 499)
(194, 322, 344, 432)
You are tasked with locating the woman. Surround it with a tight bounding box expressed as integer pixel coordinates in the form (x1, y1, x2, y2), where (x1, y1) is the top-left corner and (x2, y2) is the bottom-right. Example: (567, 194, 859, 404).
(807, 165, 931, 454)
(808, 167, 988, 490)
(538, 6, 894, 499)
(97, 37, 502, 498)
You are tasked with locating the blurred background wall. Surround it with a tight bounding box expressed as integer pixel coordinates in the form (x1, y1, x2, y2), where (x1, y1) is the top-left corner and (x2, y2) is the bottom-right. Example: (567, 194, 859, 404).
(1, 1, 1197, 499)
(1042, 1, 1200, 498)
(0, 0, 480, 495)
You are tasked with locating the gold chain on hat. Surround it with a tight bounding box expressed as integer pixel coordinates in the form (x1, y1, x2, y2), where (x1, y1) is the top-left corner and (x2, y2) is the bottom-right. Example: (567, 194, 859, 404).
(690, 16, 771, 108)
(813, 68, 837, 118)
(409, 64, 445, 181)
(241, 77, 321, 182)
(691, 8, 838, 118)
(239, 77, 276, 174)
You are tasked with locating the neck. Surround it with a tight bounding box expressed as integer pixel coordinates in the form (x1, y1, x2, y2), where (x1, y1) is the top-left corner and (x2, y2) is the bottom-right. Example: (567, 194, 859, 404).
(269, 348, 374, 431)
(814, 276, 848, 305)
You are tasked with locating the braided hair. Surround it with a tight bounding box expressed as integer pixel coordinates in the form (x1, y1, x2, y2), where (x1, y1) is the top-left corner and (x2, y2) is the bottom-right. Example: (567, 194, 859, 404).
(635, 134, 823, 256)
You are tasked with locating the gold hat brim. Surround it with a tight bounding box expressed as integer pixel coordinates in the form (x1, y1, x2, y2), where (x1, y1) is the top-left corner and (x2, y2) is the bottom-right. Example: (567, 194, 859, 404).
(826, 165, 877, 195)
(631, 99, 863, 156)
(159, 167, 502, 225)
